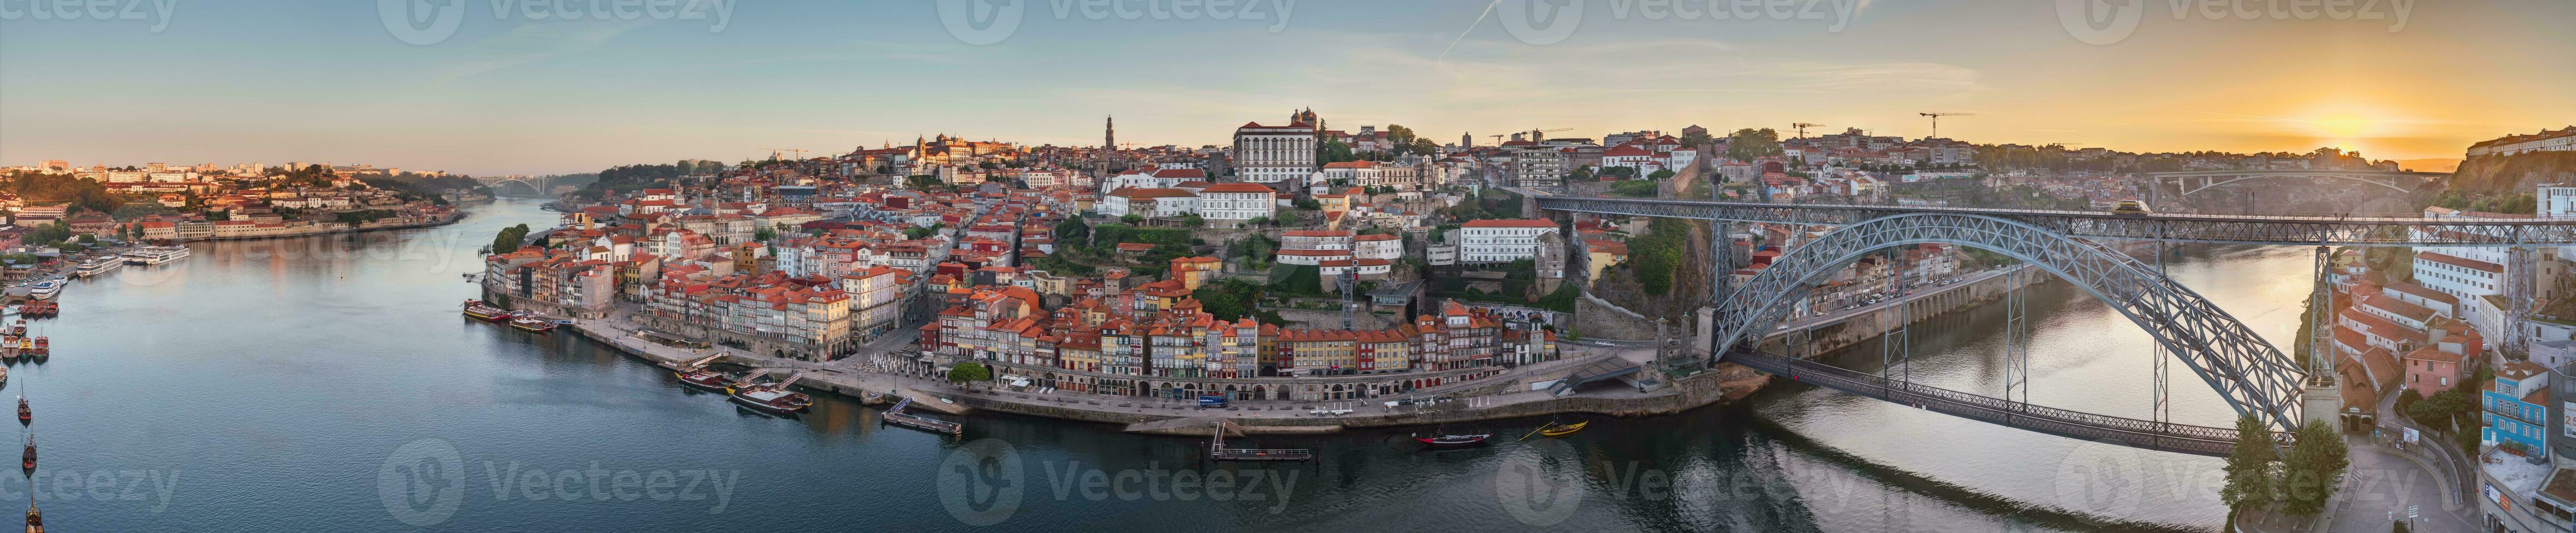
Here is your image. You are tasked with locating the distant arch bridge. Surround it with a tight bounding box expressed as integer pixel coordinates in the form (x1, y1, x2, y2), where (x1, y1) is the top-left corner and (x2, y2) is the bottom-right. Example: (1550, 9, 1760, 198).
(2148, 169, 2448, 200)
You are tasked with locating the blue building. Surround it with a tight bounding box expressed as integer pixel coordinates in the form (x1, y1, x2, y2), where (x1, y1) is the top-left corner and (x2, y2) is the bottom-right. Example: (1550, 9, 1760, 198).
(2486, 360, 2552, 456)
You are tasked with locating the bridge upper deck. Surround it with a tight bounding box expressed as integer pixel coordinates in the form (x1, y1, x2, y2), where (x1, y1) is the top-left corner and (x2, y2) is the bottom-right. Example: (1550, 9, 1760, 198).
(1528, 193, 2576, 246)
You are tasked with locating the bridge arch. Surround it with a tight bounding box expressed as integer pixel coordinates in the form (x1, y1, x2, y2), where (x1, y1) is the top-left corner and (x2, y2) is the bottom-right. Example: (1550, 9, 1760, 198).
(490, 178, 545, 196)
(1710, 212, 2308, 434)
(2163, 172, 2417, 197)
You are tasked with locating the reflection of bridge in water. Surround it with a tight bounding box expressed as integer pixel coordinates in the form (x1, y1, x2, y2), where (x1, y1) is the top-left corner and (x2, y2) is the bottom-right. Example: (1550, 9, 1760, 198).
(1529, 192, 2576, 454)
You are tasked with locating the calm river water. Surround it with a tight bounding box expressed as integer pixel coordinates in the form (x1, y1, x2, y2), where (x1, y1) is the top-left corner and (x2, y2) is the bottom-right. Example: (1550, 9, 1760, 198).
(23, 198, 2304, 531)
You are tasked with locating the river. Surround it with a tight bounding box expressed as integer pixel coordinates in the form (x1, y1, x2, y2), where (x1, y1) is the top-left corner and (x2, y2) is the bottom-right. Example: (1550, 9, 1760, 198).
(23, 198, 2305, 531)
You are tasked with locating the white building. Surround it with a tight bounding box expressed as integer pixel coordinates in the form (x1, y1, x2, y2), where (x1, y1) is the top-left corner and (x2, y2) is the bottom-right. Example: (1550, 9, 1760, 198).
(1099, 188, 1199, 218)
(1352, 233, 1402, 261)
(1194, 182, 1275, 227)
(1457, 219, 1560, 263)
(1232, 121, 1317, 188)
(2415, 251, 2505, 302)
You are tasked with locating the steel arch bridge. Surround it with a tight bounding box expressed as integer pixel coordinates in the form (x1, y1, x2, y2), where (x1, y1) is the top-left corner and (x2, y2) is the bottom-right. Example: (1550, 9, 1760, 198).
(1526, 193, 2576, 454)
(476, 175, 554, 196)
(1706, 212, 2307, 437)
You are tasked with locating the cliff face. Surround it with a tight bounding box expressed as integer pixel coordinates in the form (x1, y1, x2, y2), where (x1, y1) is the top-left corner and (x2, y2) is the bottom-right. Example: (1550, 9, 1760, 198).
(2447, 152, 2576, 195)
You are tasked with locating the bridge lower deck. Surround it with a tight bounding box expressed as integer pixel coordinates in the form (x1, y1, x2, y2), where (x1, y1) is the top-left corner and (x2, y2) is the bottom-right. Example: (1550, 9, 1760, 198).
(1722, 349, 2273, 457)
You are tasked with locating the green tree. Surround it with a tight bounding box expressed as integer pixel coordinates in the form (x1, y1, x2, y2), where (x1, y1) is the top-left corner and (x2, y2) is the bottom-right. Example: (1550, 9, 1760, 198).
(1055, 216, 1092, 247)
(1120, 214, 1144, 224)
(2278, 420, 2349, 516)
(1570, 165, 1594, 182)
(946, 362, 991, 384)
(1648, 169, 1677, 181)
(491, 224, 531, 253)
(2220, 414, 2278, 513)
(754, 228, 778, 242)
(1724, 128, 1784, 163)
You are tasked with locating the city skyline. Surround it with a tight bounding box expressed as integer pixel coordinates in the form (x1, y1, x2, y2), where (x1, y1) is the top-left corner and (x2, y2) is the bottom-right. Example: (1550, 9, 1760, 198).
(2, 1, 2569, 175)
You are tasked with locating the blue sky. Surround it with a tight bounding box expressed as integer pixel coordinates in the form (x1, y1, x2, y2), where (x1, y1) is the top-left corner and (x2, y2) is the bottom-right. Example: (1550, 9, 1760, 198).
(3, 0, 2571, 175)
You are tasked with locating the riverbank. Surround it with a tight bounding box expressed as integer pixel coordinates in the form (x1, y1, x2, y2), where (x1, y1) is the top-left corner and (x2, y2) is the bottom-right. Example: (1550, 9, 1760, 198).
(176, 210, 466, 242)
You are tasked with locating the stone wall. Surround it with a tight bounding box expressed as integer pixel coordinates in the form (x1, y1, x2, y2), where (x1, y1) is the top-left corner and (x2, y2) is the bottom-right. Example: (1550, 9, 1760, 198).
(1575, 292, 1659, 341)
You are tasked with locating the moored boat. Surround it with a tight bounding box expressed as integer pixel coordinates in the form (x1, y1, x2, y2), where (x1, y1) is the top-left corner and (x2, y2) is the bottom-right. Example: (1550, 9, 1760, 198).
(20, 438, 32, 472)
(673, 369, 737, 392)
(15, 396, 26, 425)
(24, 505, 39, 533)
(461, 300, 508, 321)
(22, 283, 57, 301)
(28, 338, 45, 360)
(72, 258, 120, 278)
(120, 245, 190, 265)
(729, 386, 812, 414)
(509, 314, 556, 333)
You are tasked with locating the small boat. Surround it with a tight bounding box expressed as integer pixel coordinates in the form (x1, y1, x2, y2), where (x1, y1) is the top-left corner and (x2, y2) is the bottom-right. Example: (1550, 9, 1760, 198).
(509, 315, 556, 333)
(28, 339, 45, 360)
(729, 386, 813, 415)
(15, 396, 26, 425)
(673, 369, 737, 392)
(1538, 422, 1587, 437)
(461, 300, 508, 321)
(1415, 427, 1493, 448)
(8, 321, 22, 337)
(25, 505, 40, 533)
(20, 439, 32, 472)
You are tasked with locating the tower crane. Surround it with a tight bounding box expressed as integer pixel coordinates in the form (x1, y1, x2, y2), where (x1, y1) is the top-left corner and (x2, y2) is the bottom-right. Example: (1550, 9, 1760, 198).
(1791, 123, 1824, 139)
(1918, 113, 1975, 139)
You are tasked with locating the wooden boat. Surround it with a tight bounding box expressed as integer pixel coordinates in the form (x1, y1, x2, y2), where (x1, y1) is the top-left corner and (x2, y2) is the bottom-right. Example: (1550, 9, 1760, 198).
(20, 439, 32, 472)
(1415, 431, 1492, 448)
(461, 300, 507, 322)
(1537, 422, 1587, 437)
(24, 506, 39, 533)
(729, 386, 813, 415)
(16, 396, 27, 425)
(673, 369, 737, 392)
(509, 315, 556, 333)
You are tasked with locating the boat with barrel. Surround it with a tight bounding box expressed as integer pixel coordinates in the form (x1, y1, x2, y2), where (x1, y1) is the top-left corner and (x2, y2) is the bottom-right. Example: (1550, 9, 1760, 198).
(28, 338, 46, 362)
(673, 369, 738, 392)
(729, 385, 813, 415)
(509, 313, 557, 333)
(15, 396, 26, 425)
(461, 300, 507, 321)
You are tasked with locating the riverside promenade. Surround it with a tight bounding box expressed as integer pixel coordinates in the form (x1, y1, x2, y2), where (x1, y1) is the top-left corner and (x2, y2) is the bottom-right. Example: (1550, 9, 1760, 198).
(556, 312, 1767, 435)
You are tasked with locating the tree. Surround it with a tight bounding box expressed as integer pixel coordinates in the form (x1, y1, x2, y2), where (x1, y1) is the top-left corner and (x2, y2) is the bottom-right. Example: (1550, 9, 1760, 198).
(1183, 214, 1205, 227)
(1055, 216, 1092, 247)
(491, 224, 531, 253)
(754, 228, 778, 242)
(2278, 420, 2349, 516)
(1724, 128, 1784, 163)
(2219, 414, 2277, 513)
(1570, 165, 1594, 182)
(1120, 214, 1144, 224)
(946, 362, 992, 384)
(1648, 169, 1677, 181)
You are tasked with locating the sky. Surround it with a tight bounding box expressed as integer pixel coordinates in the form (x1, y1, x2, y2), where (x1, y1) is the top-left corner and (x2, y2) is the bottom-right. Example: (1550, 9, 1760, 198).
(2, 0, 2571, 176)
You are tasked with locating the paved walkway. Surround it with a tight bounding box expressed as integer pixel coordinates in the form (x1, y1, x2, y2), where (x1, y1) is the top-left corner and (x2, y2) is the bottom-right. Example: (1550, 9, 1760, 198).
(564, 312, 1674, 425)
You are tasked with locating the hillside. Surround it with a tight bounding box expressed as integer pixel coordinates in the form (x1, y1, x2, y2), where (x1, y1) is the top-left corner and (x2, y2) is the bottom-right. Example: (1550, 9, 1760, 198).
(2443, 151, 2576, 195)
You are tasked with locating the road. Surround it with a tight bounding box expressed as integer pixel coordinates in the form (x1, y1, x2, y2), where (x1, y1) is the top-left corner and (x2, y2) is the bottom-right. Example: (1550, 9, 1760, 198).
(2329, 437, 2479, 533)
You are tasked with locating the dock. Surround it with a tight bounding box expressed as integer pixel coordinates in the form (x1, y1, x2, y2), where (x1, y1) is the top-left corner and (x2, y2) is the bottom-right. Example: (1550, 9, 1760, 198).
(879, 397, 963, 436)
(1208, 419, 1311, 462)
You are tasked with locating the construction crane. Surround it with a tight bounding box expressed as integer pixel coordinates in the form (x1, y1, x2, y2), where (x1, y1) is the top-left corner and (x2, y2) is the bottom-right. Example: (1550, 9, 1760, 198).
(1791, 122, 1824, 139)
(1525, 128, 1573, 141)
(762, 148, 809, 161)
(1918, 113, 1975, 139)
